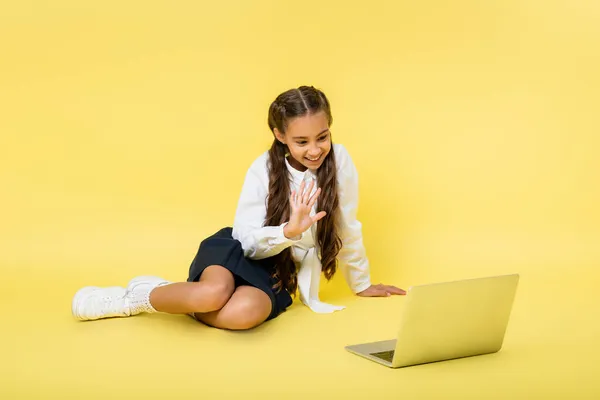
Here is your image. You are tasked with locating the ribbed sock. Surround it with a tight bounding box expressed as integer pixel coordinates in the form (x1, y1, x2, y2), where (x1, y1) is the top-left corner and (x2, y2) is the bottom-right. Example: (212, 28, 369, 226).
(128, 281, 170, 315)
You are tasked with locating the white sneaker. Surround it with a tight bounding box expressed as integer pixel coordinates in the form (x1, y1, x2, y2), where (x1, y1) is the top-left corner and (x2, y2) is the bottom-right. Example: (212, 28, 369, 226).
(126, 275, 169, 295)
(125, 275, 170, 315)
(72, 276, 170, 321)
(72, 286, 130, 321)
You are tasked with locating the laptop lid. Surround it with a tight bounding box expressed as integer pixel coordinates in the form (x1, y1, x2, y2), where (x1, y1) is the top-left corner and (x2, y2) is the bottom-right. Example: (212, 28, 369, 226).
(392, 274, 519, 368)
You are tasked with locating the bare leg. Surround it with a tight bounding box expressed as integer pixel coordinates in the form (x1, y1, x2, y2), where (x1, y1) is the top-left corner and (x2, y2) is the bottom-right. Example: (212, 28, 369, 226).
(149, 265, 235, 314)
(71, 265, 272, 325)
(194, 285, 272, 330)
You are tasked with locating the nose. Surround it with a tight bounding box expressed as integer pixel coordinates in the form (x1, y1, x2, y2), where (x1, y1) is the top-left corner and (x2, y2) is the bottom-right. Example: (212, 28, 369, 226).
(308, 145, 320, 157)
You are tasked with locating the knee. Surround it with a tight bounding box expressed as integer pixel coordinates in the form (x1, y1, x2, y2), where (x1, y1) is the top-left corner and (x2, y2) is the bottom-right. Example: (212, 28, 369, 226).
(224, 296, 272, 330)
(189, 280, 234, 312)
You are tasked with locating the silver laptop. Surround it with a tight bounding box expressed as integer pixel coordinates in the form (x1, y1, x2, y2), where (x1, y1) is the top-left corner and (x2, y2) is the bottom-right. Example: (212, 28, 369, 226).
(345, 273, 519, 368)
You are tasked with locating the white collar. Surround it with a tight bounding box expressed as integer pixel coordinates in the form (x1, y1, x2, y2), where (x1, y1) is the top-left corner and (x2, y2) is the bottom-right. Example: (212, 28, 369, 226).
(284, 157, 317, 181)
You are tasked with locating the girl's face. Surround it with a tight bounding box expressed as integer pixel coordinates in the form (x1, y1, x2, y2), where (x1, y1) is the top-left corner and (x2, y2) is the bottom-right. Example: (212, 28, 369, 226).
(275, 110, 332, 172)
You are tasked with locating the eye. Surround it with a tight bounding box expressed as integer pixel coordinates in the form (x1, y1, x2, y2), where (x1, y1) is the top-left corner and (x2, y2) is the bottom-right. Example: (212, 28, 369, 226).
(318, 136, 327, 141)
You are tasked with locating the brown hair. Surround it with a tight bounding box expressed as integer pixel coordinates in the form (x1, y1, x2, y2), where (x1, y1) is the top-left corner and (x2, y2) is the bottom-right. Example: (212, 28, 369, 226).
(265, 86, 342, 295)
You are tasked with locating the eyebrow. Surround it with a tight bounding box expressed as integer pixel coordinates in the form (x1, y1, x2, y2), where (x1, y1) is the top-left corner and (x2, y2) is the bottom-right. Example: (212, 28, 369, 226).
(292, 129, 330, 139)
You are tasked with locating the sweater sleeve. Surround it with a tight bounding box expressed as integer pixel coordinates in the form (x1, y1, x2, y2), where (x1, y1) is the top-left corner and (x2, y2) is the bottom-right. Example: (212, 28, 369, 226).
(335, 144, 372, 293)
(231, 154, 303, 260)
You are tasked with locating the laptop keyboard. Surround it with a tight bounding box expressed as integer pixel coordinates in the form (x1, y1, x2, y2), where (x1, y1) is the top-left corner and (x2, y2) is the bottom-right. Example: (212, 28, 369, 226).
(370, 350, 395, 362)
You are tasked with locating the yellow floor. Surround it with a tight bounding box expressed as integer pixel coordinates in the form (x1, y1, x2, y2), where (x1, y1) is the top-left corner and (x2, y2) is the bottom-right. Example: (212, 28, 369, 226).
(3, 264, 599, 399)
(2, 0, 600, 398)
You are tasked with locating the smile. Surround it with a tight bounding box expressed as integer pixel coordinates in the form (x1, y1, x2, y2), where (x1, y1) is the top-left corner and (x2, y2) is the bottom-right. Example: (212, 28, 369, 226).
(305, 154, 322, 162)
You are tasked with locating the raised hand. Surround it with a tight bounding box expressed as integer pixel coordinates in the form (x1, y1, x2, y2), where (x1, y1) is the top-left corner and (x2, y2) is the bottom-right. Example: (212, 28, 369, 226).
(283, 178, 327, 239)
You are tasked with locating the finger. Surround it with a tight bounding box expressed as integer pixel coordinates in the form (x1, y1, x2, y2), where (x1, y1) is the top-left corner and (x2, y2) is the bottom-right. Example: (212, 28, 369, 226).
(289, 190, 297, 207)
(298, 180, 305, 202)
(358, 287, 388, 297)
(385, 286, 406, 295)
(364, 287, 389, 297)
(312, 211, 327, 223)
(383, 284, 403, 292)
(302, 179, 315, 204)
(307, 187, 321, 208)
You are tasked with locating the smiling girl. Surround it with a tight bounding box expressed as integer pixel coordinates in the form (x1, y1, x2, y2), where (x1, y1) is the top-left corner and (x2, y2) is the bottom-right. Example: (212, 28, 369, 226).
(72, 85, 405, 330)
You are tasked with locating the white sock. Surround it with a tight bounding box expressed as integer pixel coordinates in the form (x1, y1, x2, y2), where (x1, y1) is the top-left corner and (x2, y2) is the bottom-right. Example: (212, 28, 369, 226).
(128, 281, 170, 315)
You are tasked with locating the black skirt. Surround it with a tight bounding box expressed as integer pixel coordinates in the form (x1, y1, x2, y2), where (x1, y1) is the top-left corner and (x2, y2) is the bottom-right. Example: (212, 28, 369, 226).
(186, 227, 293, 321)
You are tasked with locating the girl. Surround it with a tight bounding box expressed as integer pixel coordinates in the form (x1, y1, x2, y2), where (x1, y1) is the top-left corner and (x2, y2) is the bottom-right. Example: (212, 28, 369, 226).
(72, 86, 405, 330)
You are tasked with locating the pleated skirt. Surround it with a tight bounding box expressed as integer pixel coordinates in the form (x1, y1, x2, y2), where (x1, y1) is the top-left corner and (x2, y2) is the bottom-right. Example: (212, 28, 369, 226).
(186, 227, 293, 320)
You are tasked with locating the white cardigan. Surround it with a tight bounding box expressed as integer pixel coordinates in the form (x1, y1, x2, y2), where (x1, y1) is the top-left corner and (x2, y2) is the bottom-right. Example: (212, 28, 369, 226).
(231, 143, 372, 313)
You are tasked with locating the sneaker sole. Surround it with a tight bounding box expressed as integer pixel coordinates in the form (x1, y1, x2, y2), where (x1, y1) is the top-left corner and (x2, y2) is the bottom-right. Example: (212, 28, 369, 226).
(72, 286, 125, 321)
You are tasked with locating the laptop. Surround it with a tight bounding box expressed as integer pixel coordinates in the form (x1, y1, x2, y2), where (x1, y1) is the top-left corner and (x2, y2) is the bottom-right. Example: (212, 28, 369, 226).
(345, 273, 519, 368)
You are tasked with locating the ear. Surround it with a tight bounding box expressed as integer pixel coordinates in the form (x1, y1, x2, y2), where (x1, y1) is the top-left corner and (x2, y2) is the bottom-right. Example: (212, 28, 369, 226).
(274, 128, 286, 145)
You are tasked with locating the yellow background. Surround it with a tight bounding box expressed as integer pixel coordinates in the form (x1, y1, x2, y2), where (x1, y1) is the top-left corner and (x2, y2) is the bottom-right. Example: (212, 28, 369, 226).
(2, 0, 599, 398)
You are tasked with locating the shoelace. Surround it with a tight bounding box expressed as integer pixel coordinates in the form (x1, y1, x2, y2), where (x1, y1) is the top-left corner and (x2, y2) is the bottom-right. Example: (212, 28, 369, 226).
(97, 293, 128, 316)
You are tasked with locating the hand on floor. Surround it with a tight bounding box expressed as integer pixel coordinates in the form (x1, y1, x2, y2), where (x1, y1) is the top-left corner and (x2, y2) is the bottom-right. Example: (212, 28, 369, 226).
(357, 283, 406, 297)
